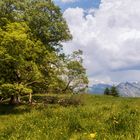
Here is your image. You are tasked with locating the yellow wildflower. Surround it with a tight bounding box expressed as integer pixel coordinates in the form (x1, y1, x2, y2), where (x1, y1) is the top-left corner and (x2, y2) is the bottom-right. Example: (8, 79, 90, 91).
(89, 132, 97, 139)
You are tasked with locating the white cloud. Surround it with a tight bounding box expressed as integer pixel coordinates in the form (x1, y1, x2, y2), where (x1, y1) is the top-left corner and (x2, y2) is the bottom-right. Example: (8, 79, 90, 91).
(63, 0, 140, 84)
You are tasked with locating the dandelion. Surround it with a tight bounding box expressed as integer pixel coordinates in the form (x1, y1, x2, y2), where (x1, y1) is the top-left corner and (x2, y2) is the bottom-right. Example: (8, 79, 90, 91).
(89, 132, 97, 139)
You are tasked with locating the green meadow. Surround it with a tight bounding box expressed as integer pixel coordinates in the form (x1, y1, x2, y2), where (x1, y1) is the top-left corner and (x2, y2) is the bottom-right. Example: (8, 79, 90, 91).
(0, 94, 140, 140)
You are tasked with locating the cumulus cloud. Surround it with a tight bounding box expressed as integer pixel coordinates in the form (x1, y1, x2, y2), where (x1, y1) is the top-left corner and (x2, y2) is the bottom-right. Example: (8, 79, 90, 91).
(63, 0, 140, 84)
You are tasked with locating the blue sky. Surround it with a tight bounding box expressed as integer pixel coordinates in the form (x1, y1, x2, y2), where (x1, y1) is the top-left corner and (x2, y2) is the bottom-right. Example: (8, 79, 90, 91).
(54, 0, 101, 11)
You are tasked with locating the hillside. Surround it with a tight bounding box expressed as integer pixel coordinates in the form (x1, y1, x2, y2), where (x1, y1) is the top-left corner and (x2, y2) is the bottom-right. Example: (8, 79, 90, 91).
(0, 94, 140, 140)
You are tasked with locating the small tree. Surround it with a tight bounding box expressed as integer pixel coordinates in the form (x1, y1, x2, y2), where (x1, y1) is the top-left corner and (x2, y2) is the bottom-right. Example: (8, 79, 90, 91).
(110, 86, 119, 97)
(104, 87, 110, 95)
(62, 50, 89, 93)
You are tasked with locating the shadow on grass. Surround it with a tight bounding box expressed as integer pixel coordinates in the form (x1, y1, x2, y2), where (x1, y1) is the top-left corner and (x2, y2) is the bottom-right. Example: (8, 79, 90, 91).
(0, 104, 31, 115)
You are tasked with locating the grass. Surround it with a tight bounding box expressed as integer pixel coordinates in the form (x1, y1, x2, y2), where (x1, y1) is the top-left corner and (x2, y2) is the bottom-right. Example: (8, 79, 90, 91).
(0, 94, 140, 140)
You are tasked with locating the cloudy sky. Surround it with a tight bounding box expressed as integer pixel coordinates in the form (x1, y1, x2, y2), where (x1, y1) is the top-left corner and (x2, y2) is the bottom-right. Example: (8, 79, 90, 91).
(54, 0, 140, 85)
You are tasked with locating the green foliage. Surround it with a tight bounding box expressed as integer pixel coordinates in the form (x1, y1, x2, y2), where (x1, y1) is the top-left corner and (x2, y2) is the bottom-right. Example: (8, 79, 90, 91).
(62, 50, 89, 93)
(0, 94, 140, 140)
(25, 0, 72, 47)
(0, 83, 32, 97)
(0, 0, 86, 100)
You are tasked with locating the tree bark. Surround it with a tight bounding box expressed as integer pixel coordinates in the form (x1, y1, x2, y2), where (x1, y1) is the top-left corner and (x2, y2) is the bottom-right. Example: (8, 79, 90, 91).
(9, 95, 19, 105)
(0, 96, 3, 103)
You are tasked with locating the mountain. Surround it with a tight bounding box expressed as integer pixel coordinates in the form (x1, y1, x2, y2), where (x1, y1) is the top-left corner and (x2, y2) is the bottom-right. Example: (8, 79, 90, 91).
(89, 82, 140, 97)
(88, 84, 112, 94)
(117, 82, 140, 97)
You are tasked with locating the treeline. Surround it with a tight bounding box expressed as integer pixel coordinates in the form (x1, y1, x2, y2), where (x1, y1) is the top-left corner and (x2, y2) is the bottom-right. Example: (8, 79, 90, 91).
(0, 0, 88, 104)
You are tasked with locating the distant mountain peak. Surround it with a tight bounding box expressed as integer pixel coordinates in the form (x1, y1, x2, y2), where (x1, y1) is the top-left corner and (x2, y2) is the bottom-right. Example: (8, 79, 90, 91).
(89, 82, 140, 97)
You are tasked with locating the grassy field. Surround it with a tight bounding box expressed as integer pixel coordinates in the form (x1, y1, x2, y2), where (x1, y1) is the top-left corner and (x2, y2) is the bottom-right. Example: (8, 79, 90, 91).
(0, 94, 140, 140)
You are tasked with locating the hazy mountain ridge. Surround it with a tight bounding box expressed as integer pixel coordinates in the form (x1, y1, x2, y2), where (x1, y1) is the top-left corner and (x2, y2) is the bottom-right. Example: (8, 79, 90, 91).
(89, 82, 140, 97)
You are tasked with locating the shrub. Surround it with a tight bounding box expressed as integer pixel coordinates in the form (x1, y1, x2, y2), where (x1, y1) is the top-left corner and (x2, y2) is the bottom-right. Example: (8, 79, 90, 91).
(43, 95, 83, 107)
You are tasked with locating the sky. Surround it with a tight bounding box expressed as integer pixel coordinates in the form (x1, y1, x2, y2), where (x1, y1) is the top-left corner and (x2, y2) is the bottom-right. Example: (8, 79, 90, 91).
(53, 0, 140, 85)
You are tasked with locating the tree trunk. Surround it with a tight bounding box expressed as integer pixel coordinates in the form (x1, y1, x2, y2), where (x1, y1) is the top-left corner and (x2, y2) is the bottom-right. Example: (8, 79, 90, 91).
(0, 96, 3, 103)
(29, 92, 32, 104)
(63, 81, 71, 93)
(9, 95, 19, 105)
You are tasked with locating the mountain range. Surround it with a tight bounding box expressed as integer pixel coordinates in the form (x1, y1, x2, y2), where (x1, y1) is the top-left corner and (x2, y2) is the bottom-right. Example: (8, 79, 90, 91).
(89, 82, 140, 97)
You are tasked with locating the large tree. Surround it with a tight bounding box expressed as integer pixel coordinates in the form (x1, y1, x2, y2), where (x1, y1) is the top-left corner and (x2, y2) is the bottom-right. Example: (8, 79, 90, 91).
(0, 0, 72, 104)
